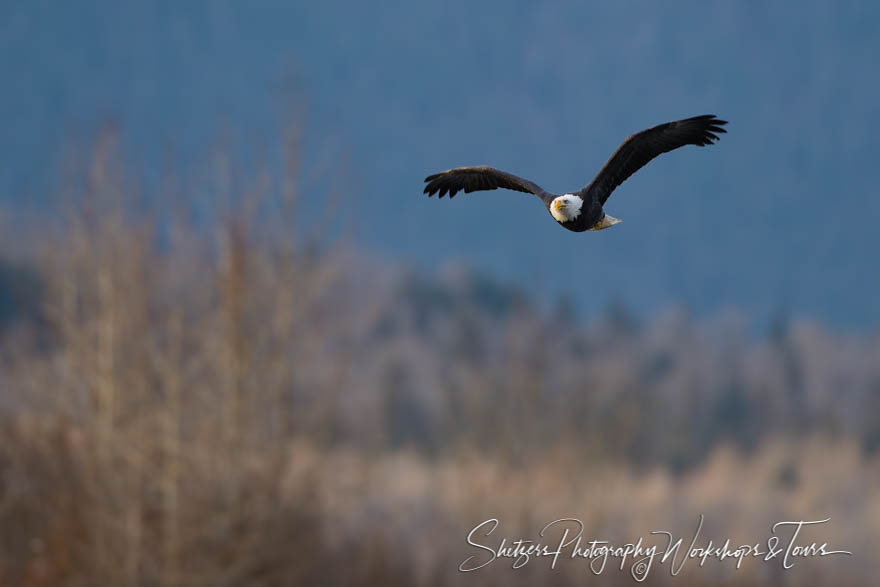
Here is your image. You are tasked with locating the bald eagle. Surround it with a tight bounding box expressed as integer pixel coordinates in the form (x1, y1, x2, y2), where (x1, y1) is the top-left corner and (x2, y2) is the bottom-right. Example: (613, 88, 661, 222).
(423, 114, 727, 232)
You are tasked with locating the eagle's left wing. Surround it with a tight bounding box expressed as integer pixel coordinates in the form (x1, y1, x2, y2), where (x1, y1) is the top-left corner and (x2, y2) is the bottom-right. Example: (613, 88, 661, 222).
(579, 115, 727, 205)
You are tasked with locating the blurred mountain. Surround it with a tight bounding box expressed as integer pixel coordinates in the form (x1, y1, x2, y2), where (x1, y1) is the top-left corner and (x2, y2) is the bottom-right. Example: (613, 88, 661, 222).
(1, 0, 879, 328)
(0, 258, 41, 335)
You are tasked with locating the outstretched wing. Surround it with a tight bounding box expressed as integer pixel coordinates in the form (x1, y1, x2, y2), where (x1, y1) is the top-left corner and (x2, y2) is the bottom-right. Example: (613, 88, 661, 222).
(424, 166, 550, 201)
(579, 114, 727, 204)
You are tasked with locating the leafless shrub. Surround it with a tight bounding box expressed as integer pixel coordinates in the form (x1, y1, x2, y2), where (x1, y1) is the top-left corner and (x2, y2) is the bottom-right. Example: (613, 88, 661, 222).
(0, 121, 877, 585)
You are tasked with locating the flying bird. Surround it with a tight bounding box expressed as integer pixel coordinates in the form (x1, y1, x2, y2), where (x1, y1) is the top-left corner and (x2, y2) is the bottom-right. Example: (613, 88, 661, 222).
(423, 114, 727, 232)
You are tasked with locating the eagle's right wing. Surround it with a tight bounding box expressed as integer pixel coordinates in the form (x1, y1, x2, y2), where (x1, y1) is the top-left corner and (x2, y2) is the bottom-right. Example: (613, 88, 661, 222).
(424, 166, 551, 203)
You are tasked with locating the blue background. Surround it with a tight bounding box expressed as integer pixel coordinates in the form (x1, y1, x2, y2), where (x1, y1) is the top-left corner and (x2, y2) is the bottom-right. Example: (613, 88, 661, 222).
(2, 0, 879, 328)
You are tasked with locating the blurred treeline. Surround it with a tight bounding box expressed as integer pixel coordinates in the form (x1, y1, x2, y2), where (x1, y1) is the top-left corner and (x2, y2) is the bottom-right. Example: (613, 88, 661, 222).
(0, 126, 876, 586)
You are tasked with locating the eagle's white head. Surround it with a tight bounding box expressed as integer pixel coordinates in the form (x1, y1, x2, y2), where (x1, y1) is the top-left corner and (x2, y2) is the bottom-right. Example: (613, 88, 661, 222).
(549, 194, 583, 223)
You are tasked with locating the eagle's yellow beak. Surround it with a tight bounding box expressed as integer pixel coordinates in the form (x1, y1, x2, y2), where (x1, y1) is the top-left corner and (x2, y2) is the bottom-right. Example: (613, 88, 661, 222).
(554, 200, 566, 211)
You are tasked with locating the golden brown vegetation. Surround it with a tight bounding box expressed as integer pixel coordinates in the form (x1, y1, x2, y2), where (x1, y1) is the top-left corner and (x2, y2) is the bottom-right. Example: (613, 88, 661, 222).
(0, 126, 877, 586)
